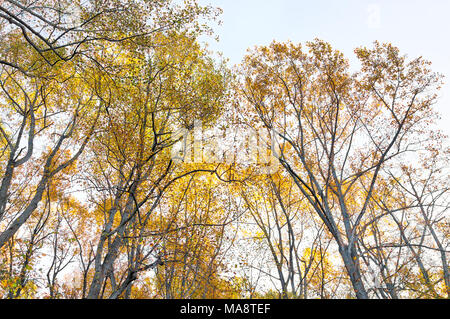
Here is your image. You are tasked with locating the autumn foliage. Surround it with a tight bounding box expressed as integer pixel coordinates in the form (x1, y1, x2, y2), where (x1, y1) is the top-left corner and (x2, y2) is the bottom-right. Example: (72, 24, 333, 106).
(0, 0, 448, 299)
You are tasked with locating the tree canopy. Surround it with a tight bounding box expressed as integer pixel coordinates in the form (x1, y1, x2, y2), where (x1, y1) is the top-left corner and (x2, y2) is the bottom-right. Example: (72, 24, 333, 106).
(0, 0, 448, 299)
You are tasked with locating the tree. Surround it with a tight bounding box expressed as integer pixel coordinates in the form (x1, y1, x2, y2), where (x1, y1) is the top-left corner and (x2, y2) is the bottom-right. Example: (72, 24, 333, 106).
(153, 176, 237, 299)
(0, 0, 220, 75)
(80, 31, 229, 299)
(238, 40, 445, 298)
(0, 42, 100, 250)
(1, 2, 448, 300)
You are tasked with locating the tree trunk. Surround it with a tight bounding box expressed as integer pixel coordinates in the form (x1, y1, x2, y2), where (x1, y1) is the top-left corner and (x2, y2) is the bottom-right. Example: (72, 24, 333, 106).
(339, 245, 369, 299)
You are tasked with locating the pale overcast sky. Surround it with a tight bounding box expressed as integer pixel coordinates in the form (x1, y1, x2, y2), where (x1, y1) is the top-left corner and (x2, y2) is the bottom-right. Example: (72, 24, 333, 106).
(199, 0, 450, 135)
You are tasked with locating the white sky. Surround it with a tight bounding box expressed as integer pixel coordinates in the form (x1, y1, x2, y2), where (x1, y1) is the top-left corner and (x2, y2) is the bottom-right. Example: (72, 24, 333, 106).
(199, 0, 450, 136)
